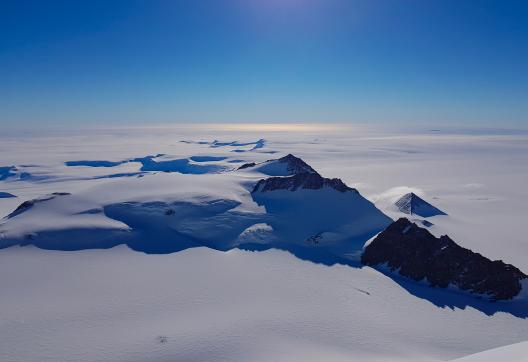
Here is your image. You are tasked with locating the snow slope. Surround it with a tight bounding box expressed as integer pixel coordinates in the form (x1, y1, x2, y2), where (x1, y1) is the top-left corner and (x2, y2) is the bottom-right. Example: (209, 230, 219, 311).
(451, 341, 528, 361)
(0, 157, 391, 263)
(0, 124, 527, 361)
(1, 246, 527, 362)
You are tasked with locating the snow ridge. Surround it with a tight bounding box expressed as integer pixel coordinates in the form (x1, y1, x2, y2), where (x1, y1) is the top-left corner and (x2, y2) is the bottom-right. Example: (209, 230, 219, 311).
(252, 172, 356, 193)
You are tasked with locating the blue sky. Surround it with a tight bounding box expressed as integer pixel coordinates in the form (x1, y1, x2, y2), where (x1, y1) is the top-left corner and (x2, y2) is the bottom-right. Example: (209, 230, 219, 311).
(1, 0, 527, 127)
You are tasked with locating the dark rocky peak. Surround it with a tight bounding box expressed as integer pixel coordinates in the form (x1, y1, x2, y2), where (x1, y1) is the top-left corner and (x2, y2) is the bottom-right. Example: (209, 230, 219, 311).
(362, 218, 527, 301)
(252, 172, 356, 193)
(5, 192, 71, 219)
(276, 154, 317, 175)
(237, 162, 256, 170)
(395, 192, 446, 217)
(238, 154, 317, 175)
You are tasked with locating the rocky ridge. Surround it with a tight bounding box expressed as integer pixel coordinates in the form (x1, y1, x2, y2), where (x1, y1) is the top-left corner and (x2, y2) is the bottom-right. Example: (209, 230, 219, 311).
(362, 218, 526, 300)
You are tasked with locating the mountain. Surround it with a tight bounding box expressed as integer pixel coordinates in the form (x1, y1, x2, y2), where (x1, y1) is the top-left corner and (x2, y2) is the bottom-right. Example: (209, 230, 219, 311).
(362, 218, 527, 300)
(251, 168, 392, 255)
(252, 172, 355, 193)
(0, 155, 391, 263)
(395, 192, 446, 217)
(239, 154, 317, 176)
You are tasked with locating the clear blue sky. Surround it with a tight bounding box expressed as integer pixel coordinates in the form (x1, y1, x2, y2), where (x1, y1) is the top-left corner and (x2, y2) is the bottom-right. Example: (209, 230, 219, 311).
(1, 0, 527, 127)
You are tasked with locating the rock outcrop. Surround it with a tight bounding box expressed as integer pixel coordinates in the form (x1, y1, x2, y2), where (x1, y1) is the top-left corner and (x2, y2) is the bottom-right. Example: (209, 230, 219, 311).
(250, 154, 356, 193)
(239, 154, 317, 176)
(362, 218, 526, 300)
(6, 192, 71, 219)
(274, 154, 317, 175)
(252, 172, 355, 193)
(237, 162, 256, 170)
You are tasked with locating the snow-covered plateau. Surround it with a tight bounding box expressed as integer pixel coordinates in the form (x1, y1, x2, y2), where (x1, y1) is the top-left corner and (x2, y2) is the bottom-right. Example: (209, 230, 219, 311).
(1, 124, 527, 361)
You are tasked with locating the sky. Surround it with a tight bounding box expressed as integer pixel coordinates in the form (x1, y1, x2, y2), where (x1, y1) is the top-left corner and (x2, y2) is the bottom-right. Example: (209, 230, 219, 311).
(1, 0, 527, 128)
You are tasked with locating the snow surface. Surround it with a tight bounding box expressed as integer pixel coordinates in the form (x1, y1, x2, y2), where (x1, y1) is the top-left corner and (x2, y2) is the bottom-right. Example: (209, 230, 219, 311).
(1, 246, 527, 362)
(451, 341, 528, 361)
(0, 124, 527, 361)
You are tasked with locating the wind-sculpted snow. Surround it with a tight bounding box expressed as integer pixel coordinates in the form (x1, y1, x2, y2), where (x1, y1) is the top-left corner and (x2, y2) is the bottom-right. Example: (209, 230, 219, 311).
(180, 138, 266, 152)
(0, 165, 39, 181)
(189, 156, 228, 162)
(92, 172, 144, 179)
(66, 154, 231, 175)
(210, 138, 265, 150)
(65, 160, 127, 167)
(0, 192, 16, 198)
(134, 156, 229, 174)
(102, 199, 263, 253)
(0, 166, 17, 180)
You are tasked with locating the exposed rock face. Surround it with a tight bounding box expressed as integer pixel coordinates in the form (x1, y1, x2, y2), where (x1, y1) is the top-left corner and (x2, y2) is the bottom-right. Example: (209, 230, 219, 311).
(252, 172, 356, 193)
(395, 193, 446, 217)
(237, 162, 256, 170)
(250, 154, 355, 193)
(276, 154, 317, 175)
(362, 218, 526, 301)
(6, 192, 71, 219)
(239, 154, 317, 175)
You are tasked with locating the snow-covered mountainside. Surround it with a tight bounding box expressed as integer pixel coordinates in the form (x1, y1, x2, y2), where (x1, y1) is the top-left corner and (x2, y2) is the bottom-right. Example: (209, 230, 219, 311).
(395, 192, 447, 217)
(0, 154, 391, 263)
(1, 126, 527, 362)
(1, 149, 524, 299)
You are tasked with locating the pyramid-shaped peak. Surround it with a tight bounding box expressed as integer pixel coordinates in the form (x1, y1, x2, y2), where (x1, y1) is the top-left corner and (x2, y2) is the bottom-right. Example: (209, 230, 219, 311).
(278, 154, 302, 162)
(239, 154, 318, 176)
(395, 193, 447, 218)
(276, 154, 317, 175)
